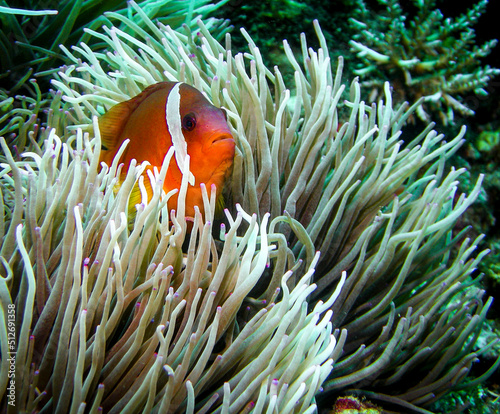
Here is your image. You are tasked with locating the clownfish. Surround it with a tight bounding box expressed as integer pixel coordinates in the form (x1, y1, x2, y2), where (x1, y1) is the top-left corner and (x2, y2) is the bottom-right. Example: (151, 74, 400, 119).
(98, 81, 235, 220)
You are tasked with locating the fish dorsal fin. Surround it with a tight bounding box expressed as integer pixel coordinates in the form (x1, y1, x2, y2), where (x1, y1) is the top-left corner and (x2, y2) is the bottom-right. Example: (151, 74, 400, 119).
(99, 82, 176, 151)
(99, 101, 134, 150)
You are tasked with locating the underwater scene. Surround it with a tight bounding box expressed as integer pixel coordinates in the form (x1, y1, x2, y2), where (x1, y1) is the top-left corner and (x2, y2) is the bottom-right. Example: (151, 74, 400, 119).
(1, 0, 500, 413)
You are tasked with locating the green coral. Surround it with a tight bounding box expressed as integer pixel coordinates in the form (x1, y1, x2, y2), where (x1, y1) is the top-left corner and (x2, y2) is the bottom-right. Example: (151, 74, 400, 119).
(476, 129, 500, 155)
(349, 0, 499, 124)
(431, 383, 500, 413)
(452, 129, 500, 317)
(259, 0, 307, 20)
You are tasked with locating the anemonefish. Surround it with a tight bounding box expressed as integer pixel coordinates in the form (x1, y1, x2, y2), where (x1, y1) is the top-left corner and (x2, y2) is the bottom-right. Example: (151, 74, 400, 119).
(98, 81, 235, 220)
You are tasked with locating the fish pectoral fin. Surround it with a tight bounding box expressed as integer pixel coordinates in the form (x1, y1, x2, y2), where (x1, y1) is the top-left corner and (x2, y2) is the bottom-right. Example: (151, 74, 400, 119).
(98, 101, 134, 150)
(215, 193, 225, 217)
(128, 175, 154, 211)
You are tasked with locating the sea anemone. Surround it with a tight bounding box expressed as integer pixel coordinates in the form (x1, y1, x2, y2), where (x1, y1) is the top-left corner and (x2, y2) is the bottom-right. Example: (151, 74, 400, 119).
(1, 1, 498, 412)
(1, 122, 343, 412)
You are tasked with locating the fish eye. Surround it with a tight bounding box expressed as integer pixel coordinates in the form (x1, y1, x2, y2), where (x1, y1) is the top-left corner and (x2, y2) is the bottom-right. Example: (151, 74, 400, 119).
(182, 113, 197, 131)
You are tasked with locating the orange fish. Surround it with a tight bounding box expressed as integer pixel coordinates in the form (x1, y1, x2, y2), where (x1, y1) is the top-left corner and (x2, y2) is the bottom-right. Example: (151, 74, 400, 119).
(99, 81, 235, 220)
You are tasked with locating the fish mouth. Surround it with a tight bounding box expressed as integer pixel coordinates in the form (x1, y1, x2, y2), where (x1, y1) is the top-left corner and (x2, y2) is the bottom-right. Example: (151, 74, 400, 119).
(209, 132, 234, 146)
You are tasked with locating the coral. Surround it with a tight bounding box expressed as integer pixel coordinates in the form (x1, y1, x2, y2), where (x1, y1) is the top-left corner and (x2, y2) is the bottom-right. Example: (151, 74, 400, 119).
(461, 128, 500, 288)
(332, 396, 381, 413)
(431, 383, 500, 413)
(476, 128, 500, 156)
(349, 0, 500, 124)
(1, 0, 499, 412)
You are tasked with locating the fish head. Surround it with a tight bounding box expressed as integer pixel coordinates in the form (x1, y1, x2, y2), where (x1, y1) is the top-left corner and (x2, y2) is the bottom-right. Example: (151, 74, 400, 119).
(98, 81, 236, 221)
(178, 83, 235, 187)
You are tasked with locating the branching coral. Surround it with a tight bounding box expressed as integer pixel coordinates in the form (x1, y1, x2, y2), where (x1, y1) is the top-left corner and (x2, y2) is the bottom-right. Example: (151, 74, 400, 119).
(1, 0, 498, 412)
(349, 0, 499, 124)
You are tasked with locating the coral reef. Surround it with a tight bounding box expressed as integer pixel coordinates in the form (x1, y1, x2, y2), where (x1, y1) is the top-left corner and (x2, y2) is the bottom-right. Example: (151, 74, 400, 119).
(1, 0, 499, 412)
(349, 0, 499, 124)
